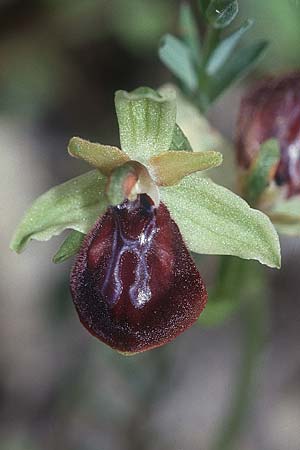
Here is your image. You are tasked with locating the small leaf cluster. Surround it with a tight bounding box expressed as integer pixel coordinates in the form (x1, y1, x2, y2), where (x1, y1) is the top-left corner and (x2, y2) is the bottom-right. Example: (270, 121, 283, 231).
(159, 0, 268, 112)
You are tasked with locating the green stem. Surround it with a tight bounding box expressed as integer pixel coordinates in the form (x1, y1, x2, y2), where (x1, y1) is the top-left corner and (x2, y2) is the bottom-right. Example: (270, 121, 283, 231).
(210, 264, 267, 450)
(125, 347, 174, 450)
(196, 26, 220, 114)
(202, 26, 220, 65)
(187, 11, 269, 449)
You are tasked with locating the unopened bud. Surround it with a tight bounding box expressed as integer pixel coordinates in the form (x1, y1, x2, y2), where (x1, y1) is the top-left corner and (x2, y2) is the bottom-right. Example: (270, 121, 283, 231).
(236, 72, 300, 197)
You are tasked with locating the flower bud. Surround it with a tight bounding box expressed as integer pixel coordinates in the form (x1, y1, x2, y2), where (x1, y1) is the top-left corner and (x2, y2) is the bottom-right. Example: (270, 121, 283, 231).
(236, 72, 300, 197)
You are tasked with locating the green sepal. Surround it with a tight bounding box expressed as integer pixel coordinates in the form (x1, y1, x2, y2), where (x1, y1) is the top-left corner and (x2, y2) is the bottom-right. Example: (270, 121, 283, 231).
(68, 137, 129, 174)
(244, 139, 280, 206)
(206, 0, 239, 29)
(10, 170, 107, 253)
(53, 230, 85, 264)
(160, 174, 281, 268)
(115, 87, 176, 164)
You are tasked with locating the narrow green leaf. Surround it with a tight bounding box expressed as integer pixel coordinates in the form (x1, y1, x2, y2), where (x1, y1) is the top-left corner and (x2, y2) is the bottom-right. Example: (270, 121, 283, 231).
(115, 87, 176, 163)
(53, 230, 85, 264)
(180, 3, 202, 65)
(206, 19, 253, 75)
(206, 0, 239, 29)
(170, 124, 193, 151)
(245, 139, 280, 206)
(270, 196, 300, 236)
(149, 150, 223, 186)
(159, 34, 198, 92)
(209, 40, 268, 102)
(160, 174, 281, 268)
(10, 170, 107, 253)
(68, 137, 129, 174)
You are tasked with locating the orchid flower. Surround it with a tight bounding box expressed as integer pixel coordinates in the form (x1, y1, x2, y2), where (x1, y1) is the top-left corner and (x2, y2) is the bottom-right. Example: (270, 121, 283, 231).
(10, 87, 280, 354)
(236, 73, 300, 237)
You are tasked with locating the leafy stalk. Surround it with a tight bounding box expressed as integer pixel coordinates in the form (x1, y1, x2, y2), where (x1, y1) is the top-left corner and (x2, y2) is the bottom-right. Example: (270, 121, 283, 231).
(157, 4, 274, 449)
(210, 282, 267, 450)
(159, 0, 268, 112)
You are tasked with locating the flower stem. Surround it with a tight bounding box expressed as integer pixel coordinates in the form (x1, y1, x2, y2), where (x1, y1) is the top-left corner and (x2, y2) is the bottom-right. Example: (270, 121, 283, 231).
(210, 264, 267, 450)
(202, 26, 220, 66)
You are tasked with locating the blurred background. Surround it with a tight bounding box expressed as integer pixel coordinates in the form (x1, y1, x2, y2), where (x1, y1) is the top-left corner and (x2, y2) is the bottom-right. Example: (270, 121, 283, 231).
(1, 1, 300, 449)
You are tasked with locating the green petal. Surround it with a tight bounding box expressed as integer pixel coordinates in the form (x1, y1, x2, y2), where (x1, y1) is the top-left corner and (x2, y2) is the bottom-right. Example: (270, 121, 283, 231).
(149, 150, 223, 186)
(115, 87, 176, 164)
(10, 170, 107, 253)
(68, 137, 129, 174)
(160, 174, 281, 268)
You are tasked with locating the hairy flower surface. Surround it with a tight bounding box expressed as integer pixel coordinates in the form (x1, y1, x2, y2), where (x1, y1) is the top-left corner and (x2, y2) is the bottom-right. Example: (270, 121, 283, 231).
(236, 72, 300, 197)
(71, 194, 207, 353)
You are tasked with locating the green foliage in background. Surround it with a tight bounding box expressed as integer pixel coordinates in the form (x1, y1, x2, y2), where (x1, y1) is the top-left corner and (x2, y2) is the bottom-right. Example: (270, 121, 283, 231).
(159, 0, 268, 111)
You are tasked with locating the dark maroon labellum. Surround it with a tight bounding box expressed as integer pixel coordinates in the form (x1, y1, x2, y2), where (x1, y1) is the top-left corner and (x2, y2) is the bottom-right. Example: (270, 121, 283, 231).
(236, 72, 300, 197)
(70, 194, 207, 354)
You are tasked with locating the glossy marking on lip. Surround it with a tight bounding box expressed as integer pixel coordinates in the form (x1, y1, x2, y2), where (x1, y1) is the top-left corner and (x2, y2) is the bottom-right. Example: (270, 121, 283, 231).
(70, 194, 207, 353)
(101, 201, 157, 309)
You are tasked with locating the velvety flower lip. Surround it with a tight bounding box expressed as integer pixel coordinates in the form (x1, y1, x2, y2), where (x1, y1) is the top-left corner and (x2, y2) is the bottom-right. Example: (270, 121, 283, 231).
(236, 71, 300, 197)
(70, 194, 207, 354)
